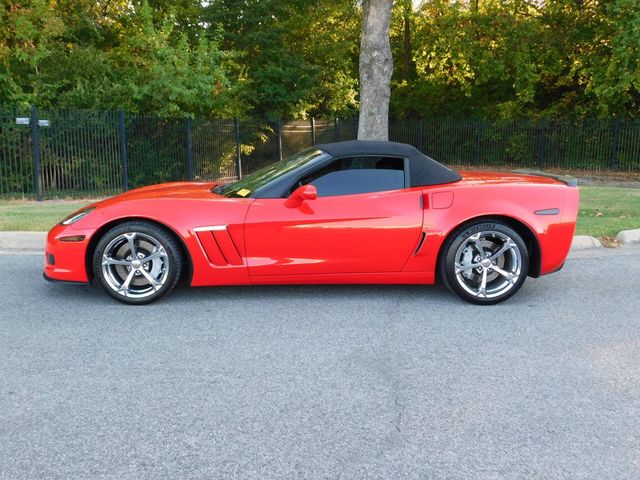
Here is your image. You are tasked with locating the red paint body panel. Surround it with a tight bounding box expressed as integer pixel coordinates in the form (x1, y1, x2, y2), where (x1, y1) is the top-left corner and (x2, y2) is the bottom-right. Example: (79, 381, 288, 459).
(402, 174, 579, 276)
(44, 172, 579, 287)
(45, 224, 92, 282)
(243, 189, 423, 275)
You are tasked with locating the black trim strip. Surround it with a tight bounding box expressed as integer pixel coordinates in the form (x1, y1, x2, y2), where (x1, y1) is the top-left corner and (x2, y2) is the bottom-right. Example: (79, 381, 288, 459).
(43, 272, 89, 285)
(403, 157, 411, 188)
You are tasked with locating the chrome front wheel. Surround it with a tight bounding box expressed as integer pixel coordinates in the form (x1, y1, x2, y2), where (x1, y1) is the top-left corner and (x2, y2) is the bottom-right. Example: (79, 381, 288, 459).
(93, 221, 183, 304)
(101, 232, 169, 299)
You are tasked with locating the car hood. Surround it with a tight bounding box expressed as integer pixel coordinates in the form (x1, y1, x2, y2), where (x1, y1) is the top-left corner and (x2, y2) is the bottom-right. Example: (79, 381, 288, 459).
(108, 181, 222, 201)
(67, 181, 253, 231)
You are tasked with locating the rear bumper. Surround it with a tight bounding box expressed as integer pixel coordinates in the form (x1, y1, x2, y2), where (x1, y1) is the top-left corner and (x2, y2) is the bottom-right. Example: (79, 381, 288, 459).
(540, 261, 564, 276)
(43, 224, 95, 283)
(537, 186, 579, 275)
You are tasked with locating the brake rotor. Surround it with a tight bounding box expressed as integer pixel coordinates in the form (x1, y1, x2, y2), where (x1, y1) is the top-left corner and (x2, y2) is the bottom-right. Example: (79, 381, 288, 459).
(112, 238, 159, 287)
(461, 237, 506, 284)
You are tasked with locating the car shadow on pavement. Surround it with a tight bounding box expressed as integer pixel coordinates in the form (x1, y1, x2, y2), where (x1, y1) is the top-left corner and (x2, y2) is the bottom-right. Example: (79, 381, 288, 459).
(41, 279, 463, 306)
(175, 282, 457, 303)
(41, 273, 548, 309)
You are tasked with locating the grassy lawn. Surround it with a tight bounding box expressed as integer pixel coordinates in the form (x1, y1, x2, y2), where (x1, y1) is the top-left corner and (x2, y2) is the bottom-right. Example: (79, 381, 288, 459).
(1, 186, 639, 239)
(576, 186, 640, 238)
(0, 200, 90, 232)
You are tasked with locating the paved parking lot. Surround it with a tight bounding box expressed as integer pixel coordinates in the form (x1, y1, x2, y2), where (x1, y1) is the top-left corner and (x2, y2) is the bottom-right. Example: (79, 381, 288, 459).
(1, 249, 640, 479)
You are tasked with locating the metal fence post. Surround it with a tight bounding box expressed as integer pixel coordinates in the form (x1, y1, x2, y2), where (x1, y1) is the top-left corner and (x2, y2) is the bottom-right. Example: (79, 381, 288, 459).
(610, 118, 621, 171)
(334, 118, 340, 142)
(276, 119, 283, 161)
(234, 117, 242, 179)
(475, 121, 483, 165)
(30, 106, 43, 201)
(185, 118, 194, 180)
(536, 119, 547, 169)
(418, 118, 425, 153)
(118, 110, 129, 191)
(311, 117, 316, 145)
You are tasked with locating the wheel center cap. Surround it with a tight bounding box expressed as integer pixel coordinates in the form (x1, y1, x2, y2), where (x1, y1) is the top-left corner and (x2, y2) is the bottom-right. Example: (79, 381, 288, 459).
(481, 259, 492, 268)
(131, 259, 142, 269)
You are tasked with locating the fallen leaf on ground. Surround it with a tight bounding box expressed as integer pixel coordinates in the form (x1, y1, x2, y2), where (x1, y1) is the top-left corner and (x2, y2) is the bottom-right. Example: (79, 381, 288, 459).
(600, 236, 622, 248)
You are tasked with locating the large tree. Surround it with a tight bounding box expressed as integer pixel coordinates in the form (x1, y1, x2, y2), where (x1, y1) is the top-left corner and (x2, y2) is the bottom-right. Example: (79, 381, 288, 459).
(0, 0, 244, 116)
(2, 0, 639, 119)
(358, 0, 394, 140)
(204, 0, 360, 119)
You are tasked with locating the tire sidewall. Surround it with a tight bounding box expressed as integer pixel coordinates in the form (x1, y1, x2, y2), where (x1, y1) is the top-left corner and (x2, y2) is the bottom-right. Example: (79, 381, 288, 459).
(92, 221, 182, 305)
(441, 221, 529, 305)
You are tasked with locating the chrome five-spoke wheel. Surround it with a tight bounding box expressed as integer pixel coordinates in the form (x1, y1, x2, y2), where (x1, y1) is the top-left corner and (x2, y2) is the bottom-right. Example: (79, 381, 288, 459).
(454, 231, 522, 300)
(440, 221, 529, 305)
(101, 232, 169, 299)
(93, 221, 183, 304)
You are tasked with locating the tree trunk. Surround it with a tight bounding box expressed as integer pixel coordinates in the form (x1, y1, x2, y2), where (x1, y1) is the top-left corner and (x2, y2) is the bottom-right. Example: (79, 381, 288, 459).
(402, 0, 414, 81)
(358, 0, 394, 141)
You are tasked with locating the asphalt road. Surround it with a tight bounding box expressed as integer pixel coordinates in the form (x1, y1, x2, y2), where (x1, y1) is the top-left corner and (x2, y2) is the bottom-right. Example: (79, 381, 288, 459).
(1, 249, 640, 480)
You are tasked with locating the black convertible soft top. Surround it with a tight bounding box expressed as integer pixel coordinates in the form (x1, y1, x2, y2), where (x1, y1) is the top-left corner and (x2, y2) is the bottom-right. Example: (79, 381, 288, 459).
(315, 140, 462, 187)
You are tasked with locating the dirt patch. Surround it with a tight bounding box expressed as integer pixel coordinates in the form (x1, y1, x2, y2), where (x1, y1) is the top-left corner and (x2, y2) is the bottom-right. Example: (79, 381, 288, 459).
(600, 236, 623, 248)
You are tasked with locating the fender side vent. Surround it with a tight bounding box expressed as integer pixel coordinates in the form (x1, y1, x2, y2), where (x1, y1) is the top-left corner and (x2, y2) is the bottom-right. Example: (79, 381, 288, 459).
(194, 226, 244, 266)
(414, 232, 427, 255)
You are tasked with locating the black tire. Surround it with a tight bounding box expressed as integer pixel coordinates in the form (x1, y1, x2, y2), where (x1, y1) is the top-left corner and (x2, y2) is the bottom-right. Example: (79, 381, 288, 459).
(438, 220, 529, 305)
(92, 221, 183, 305)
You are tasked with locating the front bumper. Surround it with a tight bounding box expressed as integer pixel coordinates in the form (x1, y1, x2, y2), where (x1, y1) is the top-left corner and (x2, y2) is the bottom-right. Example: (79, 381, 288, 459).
(43, 271, 89, 285)
(43, 224, 95, 283)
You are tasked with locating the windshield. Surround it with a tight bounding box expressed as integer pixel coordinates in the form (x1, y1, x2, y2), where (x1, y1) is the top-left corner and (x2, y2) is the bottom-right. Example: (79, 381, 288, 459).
(218, 148, 325, 198)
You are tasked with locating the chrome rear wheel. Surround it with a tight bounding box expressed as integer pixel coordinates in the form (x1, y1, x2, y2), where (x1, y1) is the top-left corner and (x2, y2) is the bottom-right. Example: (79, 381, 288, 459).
(454, 230, 523, 300)
(440, 221, 529, 305)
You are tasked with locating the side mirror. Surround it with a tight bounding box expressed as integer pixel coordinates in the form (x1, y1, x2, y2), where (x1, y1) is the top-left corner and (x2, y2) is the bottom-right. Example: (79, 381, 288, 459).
(285, 184, 317, 208)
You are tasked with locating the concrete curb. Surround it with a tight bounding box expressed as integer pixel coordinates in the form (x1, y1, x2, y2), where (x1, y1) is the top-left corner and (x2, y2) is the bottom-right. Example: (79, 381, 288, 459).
(570, 235, 603, 251)
(616, 228, 640, 246)
(0, 232, 46, 252)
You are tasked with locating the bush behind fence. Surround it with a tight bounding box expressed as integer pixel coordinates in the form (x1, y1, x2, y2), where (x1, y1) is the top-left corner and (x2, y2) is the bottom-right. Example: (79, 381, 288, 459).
(1, 107, 639, 199)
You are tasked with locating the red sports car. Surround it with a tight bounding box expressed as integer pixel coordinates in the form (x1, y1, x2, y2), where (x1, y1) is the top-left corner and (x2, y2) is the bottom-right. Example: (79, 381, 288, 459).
(44, 141, 579, 305)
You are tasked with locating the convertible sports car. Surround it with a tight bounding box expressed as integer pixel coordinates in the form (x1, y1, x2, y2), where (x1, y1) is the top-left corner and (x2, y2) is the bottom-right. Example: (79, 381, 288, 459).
(44, 140, 579, 305)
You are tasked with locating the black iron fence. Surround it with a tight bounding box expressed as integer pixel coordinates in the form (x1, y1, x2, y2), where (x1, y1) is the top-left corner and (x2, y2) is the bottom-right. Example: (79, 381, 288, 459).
(1, 107, 639, 199)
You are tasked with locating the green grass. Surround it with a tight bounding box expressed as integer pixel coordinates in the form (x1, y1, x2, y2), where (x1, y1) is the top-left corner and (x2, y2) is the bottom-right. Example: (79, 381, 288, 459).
(575, 186, 640, 238)
(0, 186, 639, 238)
(0, 200, 90, 231)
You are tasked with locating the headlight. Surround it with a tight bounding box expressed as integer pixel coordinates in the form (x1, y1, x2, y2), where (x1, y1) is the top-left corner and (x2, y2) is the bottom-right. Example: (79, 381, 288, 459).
(61, 207, 96, 225)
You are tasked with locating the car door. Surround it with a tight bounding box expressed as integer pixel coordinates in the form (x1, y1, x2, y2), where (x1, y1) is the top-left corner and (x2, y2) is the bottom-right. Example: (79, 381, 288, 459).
(243, 156, 424, 276)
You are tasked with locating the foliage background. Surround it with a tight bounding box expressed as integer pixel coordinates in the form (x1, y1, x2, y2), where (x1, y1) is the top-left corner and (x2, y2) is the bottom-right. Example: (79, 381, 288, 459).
(1, 0, 639, 120)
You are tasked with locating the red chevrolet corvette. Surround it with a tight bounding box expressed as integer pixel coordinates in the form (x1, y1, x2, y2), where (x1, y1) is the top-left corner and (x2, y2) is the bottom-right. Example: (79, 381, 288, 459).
(44, 141, 579, 305)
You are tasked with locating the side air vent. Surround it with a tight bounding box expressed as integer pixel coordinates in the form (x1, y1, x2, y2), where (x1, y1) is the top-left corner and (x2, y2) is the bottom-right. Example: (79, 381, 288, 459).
(413, 231, 427, 255)
(194, 226, 243, 266)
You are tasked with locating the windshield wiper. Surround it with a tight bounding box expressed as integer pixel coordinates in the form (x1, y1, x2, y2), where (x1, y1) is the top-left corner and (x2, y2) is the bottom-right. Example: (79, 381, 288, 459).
(212, 184, 226, 195)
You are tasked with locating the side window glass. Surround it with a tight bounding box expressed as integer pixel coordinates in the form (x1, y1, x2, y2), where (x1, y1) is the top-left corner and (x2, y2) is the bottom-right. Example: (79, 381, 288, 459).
(294, 156, 406, 197)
